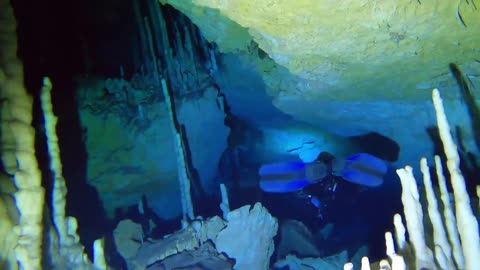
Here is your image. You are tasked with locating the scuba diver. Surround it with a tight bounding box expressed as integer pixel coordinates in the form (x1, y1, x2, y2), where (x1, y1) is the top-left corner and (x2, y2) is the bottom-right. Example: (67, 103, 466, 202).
(258, 152, 388, 220)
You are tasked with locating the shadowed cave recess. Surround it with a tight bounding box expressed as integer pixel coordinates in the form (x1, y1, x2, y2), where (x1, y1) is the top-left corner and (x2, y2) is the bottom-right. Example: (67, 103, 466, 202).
(1, 0, 480, 269)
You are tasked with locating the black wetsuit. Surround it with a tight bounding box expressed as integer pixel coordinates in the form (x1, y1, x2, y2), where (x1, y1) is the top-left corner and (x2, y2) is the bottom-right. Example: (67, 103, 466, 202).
(300, 152, 359, 221)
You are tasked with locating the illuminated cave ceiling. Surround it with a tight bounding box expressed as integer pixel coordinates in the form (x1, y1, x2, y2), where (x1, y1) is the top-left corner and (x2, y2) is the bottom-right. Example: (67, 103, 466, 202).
(161, 0, 480, 163)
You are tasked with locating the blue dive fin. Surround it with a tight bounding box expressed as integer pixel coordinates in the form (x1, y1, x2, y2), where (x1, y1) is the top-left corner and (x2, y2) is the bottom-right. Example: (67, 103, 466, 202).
(340, 153, 388, 187)
(258, 161, 328, 193)
(259, 162, 310, 193)
(259, 178, 311, 193)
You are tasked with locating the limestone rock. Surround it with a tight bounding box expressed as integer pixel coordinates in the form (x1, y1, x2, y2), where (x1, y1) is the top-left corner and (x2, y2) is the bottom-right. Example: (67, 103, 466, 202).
(162, 0, 480, 166)
(215, 203, 278, 270)
(113, 219, 143, 260)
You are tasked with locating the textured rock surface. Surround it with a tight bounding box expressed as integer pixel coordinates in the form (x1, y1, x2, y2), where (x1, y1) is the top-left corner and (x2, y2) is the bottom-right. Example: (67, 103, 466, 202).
(161, 0, 480, 165)
(276, 220, 321, 260)
(146, 242, 233, 270)
(77, 79, 229, 219)
(113, 219, 143, 260)
(166, 0, 479, 99)
(215, 203, 278, 270)
(275, 252, 349, 270)
(124, 204, 276, 270)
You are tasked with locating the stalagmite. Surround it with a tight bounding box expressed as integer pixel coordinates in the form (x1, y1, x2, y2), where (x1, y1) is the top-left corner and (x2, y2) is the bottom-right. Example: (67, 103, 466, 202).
(432, 88, 480, 270)
(0, 0, 45, 268)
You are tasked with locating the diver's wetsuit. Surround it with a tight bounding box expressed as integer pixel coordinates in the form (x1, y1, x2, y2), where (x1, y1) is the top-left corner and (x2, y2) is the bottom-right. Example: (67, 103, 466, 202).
(301, 152, 357, 221)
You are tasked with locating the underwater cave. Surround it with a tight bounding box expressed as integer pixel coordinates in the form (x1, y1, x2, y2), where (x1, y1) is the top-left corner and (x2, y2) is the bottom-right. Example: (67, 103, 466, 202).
(1, 0, 480, 269)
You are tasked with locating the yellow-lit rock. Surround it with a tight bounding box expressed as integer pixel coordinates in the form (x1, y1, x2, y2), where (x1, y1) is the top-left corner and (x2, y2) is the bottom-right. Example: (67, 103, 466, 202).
(162, 0, 479, 101)
(162, 0, 480, 165)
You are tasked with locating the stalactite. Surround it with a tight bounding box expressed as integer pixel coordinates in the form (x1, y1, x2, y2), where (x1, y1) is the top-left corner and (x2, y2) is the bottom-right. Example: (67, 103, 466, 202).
(144, 17, 159, 76)
(198, 32, 211, 71)
(173, 23, 188, 94)
(188, 22, 200, 56)
(161, 79, 195, 227)
(146, 0, 166, 63)
(174, 23, 185, 67)
(155, 4, 175, 88)
(184, 25, 199, 88)
(209, 44, 218, 74)
(144, 13, 195, 226)
(130, 2, 220, 97)
(132, 0, 149, 71)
